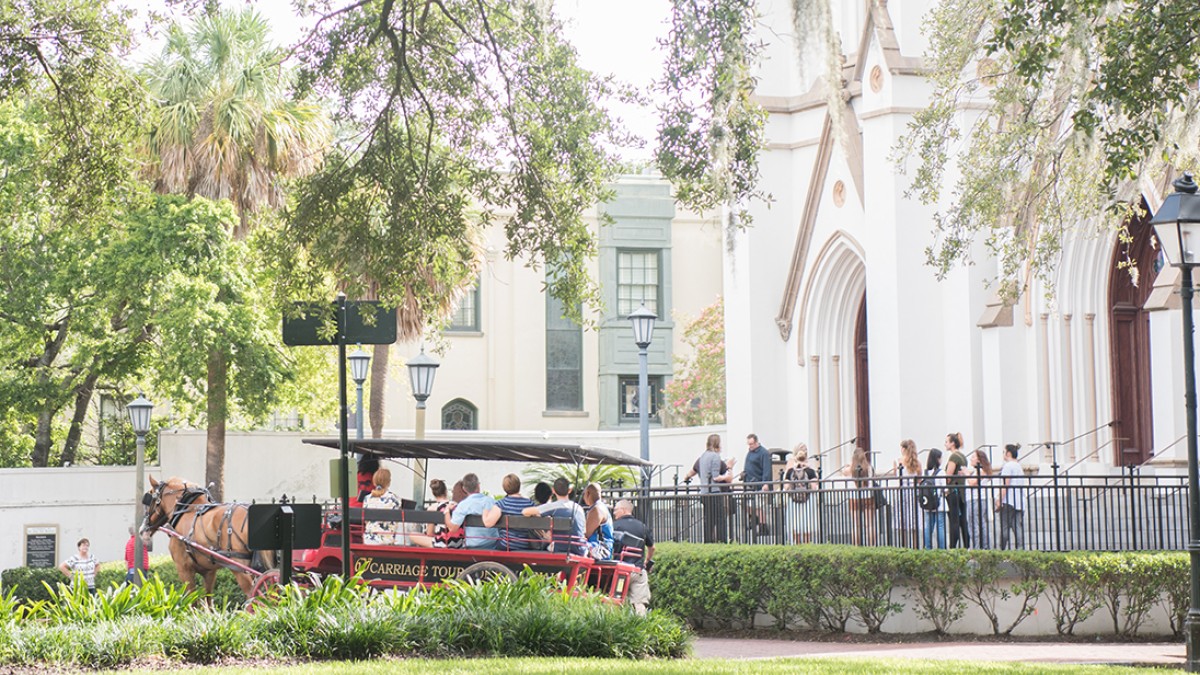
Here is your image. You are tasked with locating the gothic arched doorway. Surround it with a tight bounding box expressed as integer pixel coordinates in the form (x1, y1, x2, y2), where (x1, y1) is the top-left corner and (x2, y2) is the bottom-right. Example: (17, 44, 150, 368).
(1108, 210, 1159, 465)
(854, 292, 870, 455)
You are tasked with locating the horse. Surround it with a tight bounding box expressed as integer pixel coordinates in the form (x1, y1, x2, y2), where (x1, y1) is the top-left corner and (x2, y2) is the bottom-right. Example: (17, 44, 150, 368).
(142, 475, 274, 597)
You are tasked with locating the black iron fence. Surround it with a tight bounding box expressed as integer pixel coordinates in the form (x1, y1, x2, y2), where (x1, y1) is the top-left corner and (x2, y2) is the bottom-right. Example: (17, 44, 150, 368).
(606, 473, 1189, 552)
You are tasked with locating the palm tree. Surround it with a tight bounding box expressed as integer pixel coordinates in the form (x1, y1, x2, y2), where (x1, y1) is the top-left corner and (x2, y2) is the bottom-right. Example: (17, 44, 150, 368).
(142, 8, 331, 499)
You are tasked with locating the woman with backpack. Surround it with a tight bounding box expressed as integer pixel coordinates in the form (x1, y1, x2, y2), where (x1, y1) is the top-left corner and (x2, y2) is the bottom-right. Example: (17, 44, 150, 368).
(784, 443, 818, 544)
(922, 448, 948, 549)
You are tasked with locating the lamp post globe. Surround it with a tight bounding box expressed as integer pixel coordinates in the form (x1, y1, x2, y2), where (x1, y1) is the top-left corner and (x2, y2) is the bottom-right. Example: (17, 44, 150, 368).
(406, 348, 439, 505)
(127, 396, 153, 435)
(348, 349, 371, 384)
(348, 349, 371, 440)
(628, 305, 657, 490)
(1149, 171, 1200, 672)
(126, 395, 153, 584)
(407, 348, 439, 406)
(629, 305, 657, 349)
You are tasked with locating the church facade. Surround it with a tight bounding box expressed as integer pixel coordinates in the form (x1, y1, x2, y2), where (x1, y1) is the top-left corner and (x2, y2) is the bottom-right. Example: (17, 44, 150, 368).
(726, 0, 1188, 475)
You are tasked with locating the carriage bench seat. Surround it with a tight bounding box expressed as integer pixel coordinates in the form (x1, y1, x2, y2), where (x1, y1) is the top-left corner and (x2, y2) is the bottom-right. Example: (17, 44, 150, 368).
(353, 508, 575, 552)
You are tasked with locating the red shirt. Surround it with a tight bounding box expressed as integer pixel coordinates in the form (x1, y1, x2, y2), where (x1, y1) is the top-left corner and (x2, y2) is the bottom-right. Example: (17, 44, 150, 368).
(350, 471, 374, 508)
(125, 535, 150, 571)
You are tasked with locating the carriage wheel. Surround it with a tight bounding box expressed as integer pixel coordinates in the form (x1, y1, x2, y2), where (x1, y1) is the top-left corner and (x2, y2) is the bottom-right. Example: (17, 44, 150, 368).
(244, 569, 282, 612)
(457, 561, 517, 584)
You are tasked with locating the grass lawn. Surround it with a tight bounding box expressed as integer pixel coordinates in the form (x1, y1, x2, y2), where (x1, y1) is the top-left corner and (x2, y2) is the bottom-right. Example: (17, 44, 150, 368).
(102, 657, 1173, 674)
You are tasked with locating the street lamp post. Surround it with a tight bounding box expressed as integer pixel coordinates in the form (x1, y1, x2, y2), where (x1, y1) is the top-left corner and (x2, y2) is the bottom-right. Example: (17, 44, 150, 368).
(348, 349, 371, 440)
(407, 347, 439, 505)
(629, 305, 657, 490)
(1149, 172, 1200, 672)
(127, 395, 153, 584)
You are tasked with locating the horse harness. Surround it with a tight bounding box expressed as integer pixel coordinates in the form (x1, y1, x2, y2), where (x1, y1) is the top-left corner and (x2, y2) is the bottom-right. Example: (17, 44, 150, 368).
(146, 482, 253, 568)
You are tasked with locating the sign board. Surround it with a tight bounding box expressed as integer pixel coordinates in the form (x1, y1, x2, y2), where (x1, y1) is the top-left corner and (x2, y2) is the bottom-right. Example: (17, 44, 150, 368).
(247, 503, 324, 550)
(25, 525, 58, 569)
(282, 301, 397, 346)
(329, 458, 358, 500)
(354, 554, 570, 585)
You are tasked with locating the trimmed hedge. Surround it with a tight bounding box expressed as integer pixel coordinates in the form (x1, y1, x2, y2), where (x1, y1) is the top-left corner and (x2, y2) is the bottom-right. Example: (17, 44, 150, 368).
(651, 544, 1188, 637)
(2, 557, 246, 608)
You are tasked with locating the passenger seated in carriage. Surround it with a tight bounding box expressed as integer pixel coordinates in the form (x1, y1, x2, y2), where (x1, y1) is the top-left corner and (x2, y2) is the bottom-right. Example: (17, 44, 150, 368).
(410, 478, 457, 548)
(495, 474, 537, 550)
(351, 456, 381, 508)
(583, 482, 613, 560)
(522, 478, 586, 555)
(446, 473, 502, 549)
(362, 468, 402, 545)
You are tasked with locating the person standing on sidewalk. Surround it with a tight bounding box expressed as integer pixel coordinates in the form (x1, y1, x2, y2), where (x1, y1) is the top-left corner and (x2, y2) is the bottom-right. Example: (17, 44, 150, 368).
(923, 449, 948, 549)
(698, 434, 732, 543)
(996, 444, 1027, 549)
(943, 432, 971, 548)
(60, 538, 98, 593)
(124, 527, 152, 584)
(744, 434, 773, 535)
(965, 450, 993, 549)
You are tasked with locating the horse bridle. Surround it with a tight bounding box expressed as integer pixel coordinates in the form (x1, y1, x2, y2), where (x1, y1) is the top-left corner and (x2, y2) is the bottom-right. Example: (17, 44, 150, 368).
(143, 482, 207, 531)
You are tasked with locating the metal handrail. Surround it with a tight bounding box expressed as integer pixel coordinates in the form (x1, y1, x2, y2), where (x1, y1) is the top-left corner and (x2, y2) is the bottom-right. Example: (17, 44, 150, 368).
(1062, 437, 1120, 476)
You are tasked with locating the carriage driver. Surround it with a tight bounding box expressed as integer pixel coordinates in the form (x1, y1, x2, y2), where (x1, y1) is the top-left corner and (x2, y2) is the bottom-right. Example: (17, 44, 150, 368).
(611, 500, 654, 616)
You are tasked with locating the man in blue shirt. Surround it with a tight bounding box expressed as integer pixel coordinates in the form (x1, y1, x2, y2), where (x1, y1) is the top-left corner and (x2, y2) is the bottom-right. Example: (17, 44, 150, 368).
(744, 433, 773, 486)
(446, 473, 500, 549)
(495, 473, 536, 550)
(744, 433, 773, 535)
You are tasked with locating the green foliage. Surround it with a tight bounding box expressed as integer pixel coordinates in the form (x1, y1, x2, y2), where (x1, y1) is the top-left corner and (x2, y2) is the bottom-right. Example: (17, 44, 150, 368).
(1003, 554, 1049, 635)
(1042, 554, 1103, 636)
(1163, 554, 1189, 638)
(0, 0, 153, 467)
(901, 0, 1200, 296)
(142, 7, 331, 227)
(0, 569, 690, 668)
(1093, 552, 1166, 637)
(521, 464, 640, 495)
(287, 0, 624, 326)
(651, 545, 768, 629)
(162, 609, 260, 664)
(656, 0, 768, 233)
(652, 544, 1185, 637)
(0, 566, 63, 604)
(663, 298, 726, 428)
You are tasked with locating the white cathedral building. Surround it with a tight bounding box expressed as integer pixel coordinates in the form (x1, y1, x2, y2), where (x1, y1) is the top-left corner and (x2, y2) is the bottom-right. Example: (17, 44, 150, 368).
(725, 0, 1189, 476)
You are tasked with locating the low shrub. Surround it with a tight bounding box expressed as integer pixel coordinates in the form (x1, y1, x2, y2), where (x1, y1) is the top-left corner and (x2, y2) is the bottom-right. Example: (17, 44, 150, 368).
(3, 557, 246, 608)
(1, 566, 63, 603)
(652, 544, 1187, 637)
(0, 571, 691, 668)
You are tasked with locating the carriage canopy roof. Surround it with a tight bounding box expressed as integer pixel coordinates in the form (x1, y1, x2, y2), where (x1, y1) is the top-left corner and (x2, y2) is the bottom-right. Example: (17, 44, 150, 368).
(302, 438, 651, 466)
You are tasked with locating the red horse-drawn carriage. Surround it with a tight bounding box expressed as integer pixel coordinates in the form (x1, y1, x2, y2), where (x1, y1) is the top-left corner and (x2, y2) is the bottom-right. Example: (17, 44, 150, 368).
(294, 438, 647, 602)
(143, 439, 648, 605)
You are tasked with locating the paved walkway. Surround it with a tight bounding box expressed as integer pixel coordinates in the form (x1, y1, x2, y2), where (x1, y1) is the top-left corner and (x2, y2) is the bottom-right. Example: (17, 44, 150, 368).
(692, 637, 1185, 667)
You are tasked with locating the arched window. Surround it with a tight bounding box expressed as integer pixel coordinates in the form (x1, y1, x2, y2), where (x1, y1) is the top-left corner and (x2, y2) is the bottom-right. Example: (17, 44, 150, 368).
(441, 399, 478, 430)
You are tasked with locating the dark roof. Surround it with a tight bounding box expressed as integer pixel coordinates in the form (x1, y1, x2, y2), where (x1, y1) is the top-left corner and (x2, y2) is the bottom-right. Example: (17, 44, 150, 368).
(302, 438, 651, 466)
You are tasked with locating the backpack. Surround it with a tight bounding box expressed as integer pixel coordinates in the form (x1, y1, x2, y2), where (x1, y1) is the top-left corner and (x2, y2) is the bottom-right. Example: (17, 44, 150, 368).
(918, 470, 941, 512)
(787, 467, 813, 504)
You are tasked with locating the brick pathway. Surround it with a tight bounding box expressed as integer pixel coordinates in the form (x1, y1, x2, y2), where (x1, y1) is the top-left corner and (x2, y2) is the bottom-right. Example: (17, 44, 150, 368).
(692, 637, 1184, 667)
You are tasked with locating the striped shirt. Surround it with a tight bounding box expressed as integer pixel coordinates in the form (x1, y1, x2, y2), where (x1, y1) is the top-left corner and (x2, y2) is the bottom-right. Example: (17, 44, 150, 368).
(64, 554, 98, 588)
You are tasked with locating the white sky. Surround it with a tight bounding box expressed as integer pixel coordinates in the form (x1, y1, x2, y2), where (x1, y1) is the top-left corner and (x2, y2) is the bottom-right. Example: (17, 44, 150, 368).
(127, 0, 670, 159)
